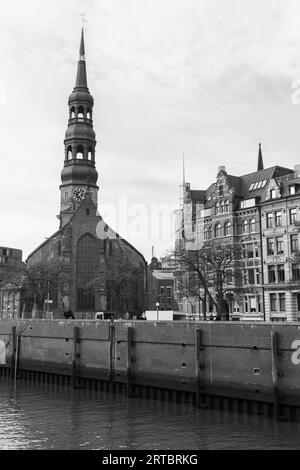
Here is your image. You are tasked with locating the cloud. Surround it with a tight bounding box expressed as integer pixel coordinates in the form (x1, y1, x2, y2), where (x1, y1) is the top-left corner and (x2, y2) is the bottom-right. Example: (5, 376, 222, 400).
(1, 0, 300, 261)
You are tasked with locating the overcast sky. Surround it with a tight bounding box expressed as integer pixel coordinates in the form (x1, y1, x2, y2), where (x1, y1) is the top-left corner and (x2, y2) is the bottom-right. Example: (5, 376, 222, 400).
(1, 0, 300, 262)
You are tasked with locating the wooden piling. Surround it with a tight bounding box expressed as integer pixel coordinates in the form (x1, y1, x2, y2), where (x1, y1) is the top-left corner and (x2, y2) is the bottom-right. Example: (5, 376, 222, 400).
(271, 330, 279, 420)
(109, 321, 115, 382)
(195, 329, 203, 408)
(72, 326, 81, 389)
(10, 326, 17, 380)
(127, 326, 133, 397)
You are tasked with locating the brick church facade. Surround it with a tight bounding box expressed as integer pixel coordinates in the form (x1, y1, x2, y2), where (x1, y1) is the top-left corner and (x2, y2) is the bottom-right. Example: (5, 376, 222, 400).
(27, 30, 148, 319)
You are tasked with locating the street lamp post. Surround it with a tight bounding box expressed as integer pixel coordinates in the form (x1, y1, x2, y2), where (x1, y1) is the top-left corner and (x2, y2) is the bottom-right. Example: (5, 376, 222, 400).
(156, 302, 160, 321)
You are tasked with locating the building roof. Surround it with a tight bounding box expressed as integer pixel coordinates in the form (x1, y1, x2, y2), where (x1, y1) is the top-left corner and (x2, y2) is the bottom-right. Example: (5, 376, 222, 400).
(187, 165, 294, 206)
(190, 190, 206, 202)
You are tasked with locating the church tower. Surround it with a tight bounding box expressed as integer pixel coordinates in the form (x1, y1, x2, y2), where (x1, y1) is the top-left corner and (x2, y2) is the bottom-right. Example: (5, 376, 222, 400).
(59, 29, 99, 227)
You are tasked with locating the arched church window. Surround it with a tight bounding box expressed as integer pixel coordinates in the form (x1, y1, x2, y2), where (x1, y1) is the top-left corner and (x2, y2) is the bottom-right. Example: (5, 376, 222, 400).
(67, 146, 72, 160)
(70, 107, 76, 119)
(78, 106, 85, 119)
(215, 223, 221, 238)
(76, 145, 84, 159)
(76, 234, 97, 310)
(87, 108, 91, 120)
(88, 147, 93, 161)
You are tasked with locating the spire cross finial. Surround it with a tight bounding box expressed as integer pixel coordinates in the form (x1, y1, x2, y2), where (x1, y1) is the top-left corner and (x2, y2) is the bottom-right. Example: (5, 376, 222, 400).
(81, 13, 87, 29)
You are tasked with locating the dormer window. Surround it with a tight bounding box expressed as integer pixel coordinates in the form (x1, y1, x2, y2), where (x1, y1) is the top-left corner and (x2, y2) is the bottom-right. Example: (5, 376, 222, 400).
(289, 185, 296, 196)
(270, 189, 276, 199)
(219, 185, 224, 196)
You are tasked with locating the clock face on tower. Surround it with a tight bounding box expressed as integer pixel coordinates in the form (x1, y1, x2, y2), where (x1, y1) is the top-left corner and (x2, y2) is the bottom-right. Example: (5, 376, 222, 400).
(73, 187, 87, 202)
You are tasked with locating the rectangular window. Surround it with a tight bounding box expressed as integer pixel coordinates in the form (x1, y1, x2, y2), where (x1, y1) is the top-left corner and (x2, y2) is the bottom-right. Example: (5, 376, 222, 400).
(268, 265, 276, 283)
(160, 286, 165, 297)
(270, 189, 276, 199)
(267, 238, 275, 256)
(248, 269, 255, 285)
(249, 296, 256, 312)
(291, 234, 298, 253)
(277, 265, 285, 282)
(275, 211, 282, 227)
(270, 293, 277, 312)
(279, 293, 286, 311)
(289, 185, 295, 196)
(247, 245, 254, 259)
(166, 286, 172, 297)
(297, 294, 300, 312)
(292, 264, 300, 282)
(256, 269, 260, 285)
(276, 237, 284, 255)
(257, 295, 261, 313)
(266, 213, 273, 228)
(290, 208, 297, 224)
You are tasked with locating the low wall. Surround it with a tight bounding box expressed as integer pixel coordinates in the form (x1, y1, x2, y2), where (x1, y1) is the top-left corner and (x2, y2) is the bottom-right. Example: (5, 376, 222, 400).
(0, 320, 300, 415)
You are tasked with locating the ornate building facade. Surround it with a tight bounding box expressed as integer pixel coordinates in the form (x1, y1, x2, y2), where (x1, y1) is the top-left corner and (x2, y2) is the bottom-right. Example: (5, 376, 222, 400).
(26, 30, 148, 319)
(0, 247, 23, 318)
(175, 147, 300, 322)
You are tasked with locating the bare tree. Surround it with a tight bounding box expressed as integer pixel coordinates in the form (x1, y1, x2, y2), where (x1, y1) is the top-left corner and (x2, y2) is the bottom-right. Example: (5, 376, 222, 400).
(0, 260, 70, 318)
(174, 242, 241, 320)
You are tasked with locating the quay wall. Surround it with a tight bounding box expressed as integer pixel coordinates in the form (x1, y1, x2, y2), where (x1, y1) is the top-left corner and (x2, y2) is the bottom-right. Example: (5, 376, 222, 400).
(0, 320, 300, 418)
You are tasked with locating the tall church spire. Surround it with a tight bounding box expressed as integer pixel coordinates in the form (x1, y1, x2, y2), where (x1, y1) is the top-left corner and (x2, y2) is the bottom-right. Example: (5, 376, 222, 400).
(75, 29, 88, 89)
(59, 29, 99, 227)
(257, 143, 264, 171)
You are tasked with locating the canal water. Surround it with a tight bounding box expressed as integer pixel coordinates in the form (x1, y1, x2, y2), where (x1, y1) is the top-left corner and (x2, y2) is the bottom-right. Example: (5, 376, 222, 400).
(0, 377, 300, 450)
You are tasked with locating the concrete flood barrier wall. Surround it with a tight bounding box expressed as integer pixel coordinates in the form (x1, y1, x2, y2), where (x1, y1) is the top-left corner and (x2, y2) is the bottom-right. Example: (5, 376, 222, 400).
(0, 319, 300, 420)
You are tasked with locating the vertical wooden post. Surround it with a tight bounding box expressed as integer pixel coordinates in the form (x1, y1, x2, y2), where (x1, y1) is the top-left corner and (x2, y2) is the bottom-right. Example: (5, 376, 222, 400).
(10, 326, 17, 380)
(127, 326, 133, 397)
(14, 334, 20, 383)
(109, 321, 115, 382)
(72, 326, 81, 389)
(271, 330, 279, 420)
(195, 329, 202, 408)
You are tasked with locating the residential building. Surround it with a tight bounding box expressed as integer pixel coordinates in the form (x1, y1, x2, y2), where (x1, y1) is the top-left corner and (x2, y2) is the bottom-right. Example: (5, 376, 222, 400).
(0, 246, 23, 318)
(175, 146, 300, 321)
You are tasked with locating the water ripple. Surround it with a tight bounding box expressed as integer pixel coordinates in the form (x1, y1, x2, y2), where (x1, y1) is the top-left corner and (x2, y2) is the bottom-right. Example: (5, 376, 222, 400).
(0, 378, 300, 449)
